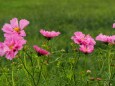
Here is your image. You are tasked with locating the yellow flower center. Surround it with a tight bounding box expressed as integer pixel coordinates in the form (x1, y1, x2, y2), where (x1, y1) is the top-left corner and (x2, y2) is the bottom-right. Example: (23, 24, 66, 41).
(14, 27, 20, 32)
(9, 45, 14, 50)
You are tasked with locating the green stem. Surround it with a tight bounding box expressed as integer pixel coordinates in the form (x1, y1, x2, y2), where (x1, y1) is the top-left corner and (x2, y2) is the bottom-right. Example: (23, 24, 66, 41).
(19, 58, 37, 86)
(98, 54, 106, 75)
(73, 51, 78, 85)
(12, 63, 15, 86)
(108, 52, 111, 79)
(24, 52, 27, 67)
(30, 55, 35, 76)
(108, 46, 111, 86)
(24, 51, 35, 77)
(76, 51, 80, 65)
(36, 64, 42, 85)
(84, 54, 87, 69)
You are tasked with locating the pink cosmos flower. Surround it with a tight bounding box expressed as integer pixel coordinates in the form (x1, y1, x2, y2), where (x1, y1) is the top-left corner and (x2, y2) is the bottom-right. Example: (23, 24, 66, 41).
(3, 35, 26, 60)
(33, 45, 50, 56)
(111, 35, 115, 41)
(2, 18, 29, 37)
(79, 45, 94, 54)
(96, 33, 115, 44)
(71, 32, 96, 45)
(40, 29, 60, 40)
(71, 32, 85, 44)
(83, 35, 96, 45)
(0, 42, 6, 56)
(113, 23, 115, 28)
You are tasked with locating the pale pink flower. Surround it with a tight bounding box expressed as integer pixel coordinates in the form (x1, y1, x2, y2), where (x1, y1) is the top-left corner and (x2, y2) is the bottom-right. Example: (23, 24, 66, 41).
(71, 32, 96, 45)
(2, 18, 29, 37)
(83, 35, 96, 45)
(0, 42, 6, 56)
(40, 29, 60, 40)
(71, 32, 85, 44)
(3, 35, 26, 60)
(96, 33, 115, 44)
(109, 35, 115, 44)
(79, 45, 94, 54)
(113, 23, 115, 28)
(33, 45, 50, 56)
(96, 34, 108, 42)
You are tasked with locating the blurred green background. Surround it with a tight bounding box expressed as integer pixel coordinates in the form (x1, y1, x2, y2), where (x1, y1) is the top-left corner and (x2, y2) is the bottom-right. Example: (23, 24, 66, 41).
(0, 0, 115, 48)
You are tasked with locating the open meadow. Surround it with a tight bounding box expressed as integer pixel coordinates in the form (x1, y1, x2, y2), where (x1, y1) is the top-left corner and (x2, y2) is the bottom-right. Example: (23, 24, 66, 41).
(0, 0, 115, 86)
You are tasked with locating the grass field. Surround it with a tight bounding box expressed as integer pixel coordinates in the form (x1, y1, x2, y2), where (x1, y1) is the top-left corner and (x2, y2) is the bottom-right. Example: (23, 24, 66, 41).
(0, 0, 115, 86)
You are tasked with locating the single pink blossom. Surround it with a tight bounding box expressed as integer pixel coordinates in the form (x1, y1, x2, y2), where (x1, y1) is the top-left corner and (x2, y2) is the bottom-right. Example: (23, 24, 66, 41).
(83, 35, 96, 45)
(96, 33, 115, 44)
(113, 23, 115, 28)
(71, 32, 85, 44)
(109, 35, 115, 44)
(40, 29, 60, 40)
(79, 45, 94, 54)
(2, 18, 29, 37)
(3, 35, 26, 60)
(33, 45, 50, 56)
(96, 34, 108, 42)
(0, 42, 6, 56)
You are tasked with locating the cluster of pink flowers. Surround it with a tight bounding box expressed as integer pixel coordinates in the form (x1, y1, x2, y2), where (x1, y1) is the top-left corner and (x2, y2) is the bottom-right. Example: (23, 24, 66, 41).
(0, 17, 115, 59)
(96, 33, 115, 44)
(0, 18, 29, 60)
(0, 18, 61, 58)
(71, 32, 96, 54)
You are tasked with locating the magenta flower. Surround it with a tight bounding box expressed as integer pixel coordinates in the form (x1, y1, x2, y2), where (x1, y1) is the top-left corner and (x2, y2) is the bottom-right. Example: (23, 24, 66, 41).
(40, 29, 60, 40)
(113, 23, 115, 28)
(79, 45, 94, 54)
(0, 42, 6, 56)
(96, 33, 115, 44)
(3, 35, 26, 60)
(33, 45, 50, 56)
(83, 35, 96, 45)
(71, 32, 96, 45)
(71, 32, 85, 44)
(2, 18, 29, 37)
